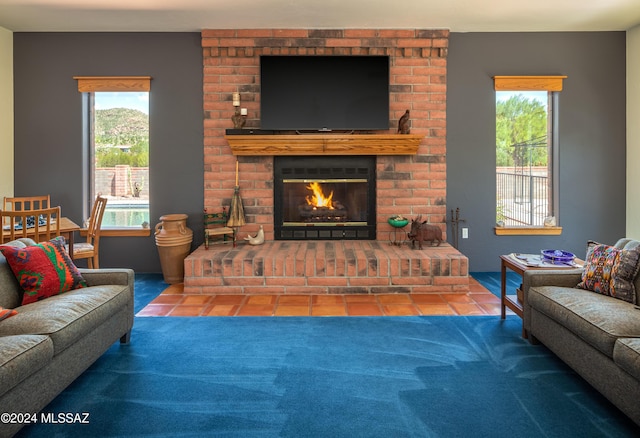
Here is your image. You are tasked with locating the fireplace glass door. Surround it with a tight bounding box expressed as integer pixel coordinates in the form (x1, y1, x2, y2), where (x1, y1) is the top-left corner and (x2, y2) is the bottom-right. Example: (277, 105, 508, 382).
(282, 178, 368, 225)
(274, 156, 376, 240)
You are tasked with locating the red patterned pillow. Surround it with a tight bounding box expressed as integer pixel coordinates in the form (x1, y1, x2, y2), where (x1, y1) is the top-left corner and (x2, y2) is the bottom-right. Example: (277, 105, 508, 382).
(0, 306, 17, 321)
(576, 242, 640, 303)
(0, 237, 87, 305)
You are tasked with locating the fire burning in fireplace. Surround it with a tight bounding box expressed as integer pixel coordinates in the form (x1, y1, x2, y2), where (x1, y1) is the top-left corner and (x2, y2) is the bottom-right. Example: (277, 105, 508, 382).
(274, 156, 376, 239)
(306, 182, 334, 209)
(299, 181, 347, 222)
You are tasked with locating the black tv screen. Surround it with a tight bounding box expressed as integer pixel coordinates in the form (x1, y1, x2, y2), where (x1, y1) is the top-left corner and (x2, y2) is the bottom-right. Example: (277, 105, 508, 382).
(260, 55, 390, 131)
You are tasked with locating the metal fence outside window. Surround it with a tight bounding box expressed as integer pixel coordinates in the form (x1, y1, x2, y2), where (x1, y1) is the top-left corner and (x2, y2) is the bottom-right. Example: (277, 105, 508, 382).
(497, 171, 549, 226)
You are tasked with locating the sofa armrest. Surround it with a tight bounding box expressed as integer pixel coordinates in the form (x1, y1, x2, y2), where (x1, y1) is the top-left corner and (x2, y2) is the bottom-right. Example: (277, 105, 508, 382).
(521, 268, 583, 336)
(522, 268, 583, 291)
(78, 268, 134, 289)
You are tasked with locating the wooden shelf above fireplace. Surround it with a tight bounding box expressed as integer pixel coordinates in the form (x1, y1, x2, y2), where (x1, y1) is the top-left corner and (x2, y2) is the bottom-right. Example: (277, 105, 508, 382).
(225, 134, 423, 156)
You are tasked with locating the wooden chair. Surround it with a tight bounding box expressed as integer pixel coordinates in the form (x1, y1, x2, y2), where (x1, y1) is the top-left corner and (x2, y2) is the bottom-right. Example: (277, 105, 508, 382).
(3, 195, 51, 211)
(2, 195, 51, 228)
(204, 207, 235, 248)
(1, 206, 62, 243)
(67, 196, 107, 268)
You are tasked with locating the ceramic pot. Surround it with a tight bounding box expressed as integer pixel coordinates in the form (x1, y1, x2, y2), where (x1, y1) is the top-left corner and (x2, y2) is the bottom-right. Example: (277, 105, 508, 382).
(155, 214, 193, 284)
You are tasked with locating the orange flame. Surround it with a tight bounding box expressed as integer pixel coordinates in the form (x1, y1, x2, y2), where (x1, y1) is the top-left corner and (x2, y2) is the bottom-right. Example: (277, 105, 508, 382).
(305, 182, 334, 209)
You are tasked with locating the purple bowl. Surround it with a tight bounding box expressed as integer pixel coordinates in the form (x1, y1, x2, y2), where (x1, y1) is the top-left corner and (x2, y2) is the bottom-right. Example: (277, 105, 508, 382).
(541, 249, 575, 264)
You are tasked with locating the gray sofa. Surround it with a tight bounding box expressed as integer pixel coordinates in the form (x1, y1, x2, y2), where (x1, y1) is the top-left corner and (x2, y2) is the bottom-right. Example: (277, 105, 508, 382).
(0, 238, 134, 437)
(522, 238, 640, 427)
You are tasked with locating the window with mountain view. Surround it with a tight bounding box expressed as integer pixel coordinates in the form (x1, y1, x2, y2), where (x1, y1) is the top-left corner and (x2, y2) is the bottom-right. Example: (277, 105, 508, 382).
(75, 76, 152, 231)
(91, 91, 150, 228)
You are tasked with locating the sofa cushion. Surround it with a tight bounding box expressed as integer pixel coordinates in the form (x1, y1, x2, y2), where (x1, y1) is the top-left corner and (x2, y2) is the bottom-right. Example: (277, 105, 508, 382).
(0, 284, 130, 355)
(0, 237, 87, 305)
(576, 242, 640, 303)
(0, 334, 53, 397)
(0, 239, 29, 309)
(529, 285, 640, 358)
(613, 338, 640, 381)
(0, 306, 18, 321)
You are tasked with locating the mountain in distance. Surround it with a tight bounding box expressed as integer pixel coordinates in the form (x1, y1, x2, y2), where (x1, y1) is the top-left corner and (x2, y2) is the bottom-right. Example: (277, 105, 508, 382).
(95, 107, 148, 147)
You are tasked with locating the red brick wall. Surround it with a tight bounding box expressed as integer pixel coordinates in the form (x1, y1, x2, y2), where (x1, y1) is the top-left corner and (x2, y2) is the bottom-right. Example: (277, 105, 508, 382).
(95, 167, 149, 198)
(201, 29, 448, 241)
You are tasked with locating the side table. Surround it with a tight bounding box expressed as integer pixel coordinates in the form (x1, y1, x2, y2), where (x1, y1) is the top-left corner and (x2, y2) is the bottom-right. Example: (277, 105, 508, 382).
(500, 253, 582, 339)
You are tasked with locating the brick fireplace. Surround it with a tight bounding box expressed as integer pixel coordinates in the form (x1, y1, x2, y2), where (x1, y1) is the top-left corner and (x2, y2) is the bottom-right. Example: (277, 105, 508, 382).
(183, 29, 469, 295)
(201, 29, 448, 239)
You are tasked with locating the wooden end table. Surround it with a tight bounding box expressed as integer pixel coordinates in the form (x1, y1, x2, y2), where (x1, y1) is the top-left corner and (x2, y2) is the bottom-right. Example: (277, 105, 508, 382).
(500, 253, 582, 338)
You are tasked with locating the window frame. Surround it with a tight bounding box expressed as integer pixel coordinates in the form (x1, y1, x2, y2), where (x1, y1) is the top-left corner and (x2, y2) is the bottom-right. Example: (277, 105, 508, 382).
(74, 76, 152, 237)
(493, 75, 566, 236)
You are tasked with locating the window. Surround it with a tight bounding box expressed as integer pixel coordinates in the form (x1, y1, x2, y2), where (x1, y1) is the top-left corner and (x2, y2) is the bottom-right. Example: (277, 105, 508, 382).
(493, 76, 566, 235)
(75, 76, 151, 232)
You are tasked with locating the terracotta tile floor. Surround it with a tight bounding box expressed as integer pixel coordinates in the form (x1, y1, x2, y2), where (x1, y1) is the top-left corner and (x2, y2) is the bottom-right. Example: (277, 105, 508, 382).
(137, 277, 505, 317)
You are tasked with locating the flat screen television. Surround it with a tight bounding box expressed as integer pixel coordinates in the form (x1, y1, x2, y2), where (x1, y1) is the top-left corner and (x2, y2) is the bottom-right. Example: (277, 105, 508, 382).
(260, 55, 390, 131)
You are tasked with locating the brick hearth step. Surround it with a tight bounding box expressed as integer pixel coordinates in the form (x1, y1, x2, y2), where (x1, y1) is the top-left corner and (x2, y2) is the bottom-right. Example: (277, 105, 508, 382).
(184, 240, 469, 295)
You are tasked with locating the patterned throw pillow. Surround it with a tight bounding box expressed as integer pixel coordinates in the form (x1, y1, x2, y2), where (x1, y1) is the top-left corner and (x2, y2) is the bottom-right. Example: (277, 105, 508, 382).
(0, 237, 87, 305)
(576, 242, 640, 303)
(0, 306, 17, 321)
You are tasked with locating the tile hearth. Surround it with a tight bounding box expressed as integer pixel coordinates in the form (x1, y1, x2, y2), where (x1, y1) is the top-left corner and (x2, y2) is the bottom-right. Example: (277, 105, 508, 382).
(138, 277, 500, 317)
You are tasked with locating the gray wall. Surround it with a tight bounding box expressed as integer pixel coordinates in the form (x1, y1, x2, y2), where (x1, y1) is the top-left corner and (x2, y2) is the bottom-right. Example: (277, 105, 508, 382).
(447, 32, 627, 271)
(12, 32, 627, 273)
(13, 33, 204, 272)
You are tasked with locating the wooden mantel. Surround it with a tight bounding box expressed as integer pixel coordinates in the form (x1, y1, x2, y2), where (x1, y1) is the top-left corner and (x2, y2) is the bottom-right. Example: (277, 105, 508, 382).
(225, 134, 423, 156)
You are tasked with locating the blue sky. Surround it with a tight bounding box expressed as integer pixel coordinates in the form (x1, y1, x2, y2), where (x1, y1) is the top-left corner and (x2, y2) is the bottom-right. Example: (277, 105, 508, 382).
(95, 92, 149, 114)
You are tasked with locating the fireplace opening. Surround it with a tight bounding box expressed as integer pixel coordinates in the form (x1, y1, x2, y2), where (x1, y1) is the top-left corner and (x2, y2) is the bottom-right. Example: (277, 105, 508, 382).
(274, 156, 376, 240)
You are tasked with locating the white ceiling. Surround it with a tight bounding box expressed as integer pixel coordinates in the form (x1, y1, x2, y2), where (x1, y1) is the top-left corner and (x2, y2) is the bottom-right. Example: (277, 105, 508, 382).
(0, 0, 639, 33)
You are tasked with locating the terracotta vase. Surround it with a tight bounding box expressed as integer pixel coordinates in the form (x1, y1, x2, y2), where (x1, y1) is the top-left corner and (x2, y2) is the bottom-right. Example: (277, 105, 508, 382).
(155, 214, 193, 284)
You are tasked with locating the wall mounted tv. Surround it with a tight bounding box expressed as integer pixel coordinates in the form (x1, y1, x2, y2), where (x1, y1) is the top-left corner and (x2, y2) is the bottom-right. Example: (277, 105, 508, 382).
(260, 55, 390, 132)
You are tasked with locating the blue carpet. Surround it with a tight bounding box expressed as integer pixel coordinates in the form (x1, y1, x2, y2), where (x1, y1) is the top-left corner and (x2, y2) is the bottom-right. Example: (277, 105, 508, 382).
(130, 273, 168, 313)
(14, 274, 640, 437)
(471, 271, 521, 297)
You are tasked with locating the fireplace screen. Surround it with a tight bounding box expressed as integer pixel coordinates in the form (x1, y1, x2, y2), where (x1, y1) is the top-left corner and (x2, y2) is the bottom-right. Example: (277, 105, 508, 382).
(274, 156, 376, 240)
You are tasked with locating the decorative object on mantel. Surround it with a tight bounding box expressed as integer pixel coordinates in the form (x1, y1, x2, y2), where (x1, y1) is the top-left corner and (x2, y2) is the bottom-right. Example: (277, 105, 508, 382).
(227, 160, 246, 231)
(231, 91, 246, 129)
(244, 225, 265, 245)
(408, 215, 442, 249)
(231, 108, 246, 129)
(397, 109, 410, 134)
(154, 214, 193, 284)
